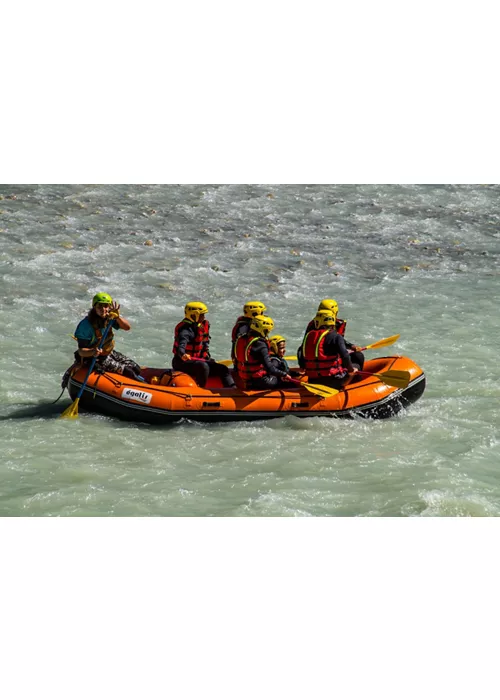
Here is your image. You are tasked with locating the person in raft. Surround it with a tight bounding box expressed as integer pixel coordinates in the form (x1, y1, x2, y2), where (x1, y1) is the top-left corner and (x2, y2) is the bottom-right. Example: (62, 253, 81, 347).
(269, 335, 304, 379)
(300, 310, 358, 388)
(297, 298, 365, 370)
(73, 292, 145, 381)
(172, 301, 236, 388)
(234, 315, 293, 390)
(230, 300, 267, 368)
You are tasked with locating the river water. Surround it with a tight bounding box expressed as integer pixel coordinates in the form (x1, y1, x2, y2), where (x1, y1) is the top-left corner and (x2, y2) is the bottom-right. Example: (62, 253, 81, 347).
(1, 183, 499, 516)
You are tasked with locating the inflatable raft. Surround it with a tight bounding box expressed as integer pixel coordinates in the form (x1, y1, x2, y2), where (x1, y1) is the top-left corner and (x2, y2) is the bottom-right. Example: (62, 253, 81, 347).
(66, 355, 425, 424)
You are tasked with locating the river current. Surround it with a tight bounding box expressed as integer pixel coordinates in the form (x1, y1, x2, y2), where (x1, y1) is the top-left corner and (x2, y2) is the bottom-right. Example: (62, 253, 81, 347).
(1, 183, 499, 516)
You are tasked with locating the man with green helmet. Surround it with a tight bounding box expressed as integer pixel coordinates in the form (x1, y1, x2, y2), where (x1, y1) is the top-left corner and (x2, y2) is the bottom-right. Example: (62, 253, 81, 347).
(73, 292, 144, 381)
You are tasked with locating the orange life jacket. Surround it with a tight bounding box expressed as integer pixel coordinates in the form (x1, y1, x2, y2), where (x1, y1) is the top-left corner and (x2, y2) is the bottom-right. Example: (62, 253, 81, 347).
(302, 329, 344, 378)
(234, 334, 269, 384)
(172, 319, 210, 359)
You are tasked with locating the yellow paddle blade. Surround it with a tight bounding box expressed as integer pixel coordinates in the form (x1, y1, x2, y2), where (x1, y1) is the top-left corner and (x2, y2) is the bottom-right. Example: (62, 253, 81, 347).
(374, 369, 410, 388)
(364, 334, 400, 350)
(284, 355, 298, 362)
(59, 398, 80, 419)
(302, 382, 339, 398)
(360, 369, 410, 388)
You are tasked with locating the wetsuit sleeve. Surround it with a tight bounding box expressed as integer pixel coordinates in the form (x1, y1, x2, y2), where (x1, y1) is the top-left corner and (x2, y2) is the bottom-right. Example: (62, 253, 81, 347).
(176, 326, 193, 357)
(335, 334, 354, 371)
(253, 341, 287, 377)
(323, 332, 354, 371)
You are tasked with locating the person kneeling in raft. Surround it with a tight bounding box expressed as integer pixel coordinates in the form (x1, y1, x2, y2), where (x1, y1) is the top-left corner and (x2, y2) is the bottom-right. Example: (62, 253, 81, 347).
(172, 301, 236, 388)
(234, 315, 293, 390)
(300, 310, 358, 389)
(73, 292, 145, 381)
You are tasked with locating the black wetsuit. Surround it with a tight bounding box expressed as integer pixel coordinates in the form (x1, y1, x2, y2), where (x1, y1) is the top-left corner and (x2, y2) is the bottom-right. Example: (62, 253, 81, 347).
(246, 338, 289, 390)
(172, 324, 235, 388)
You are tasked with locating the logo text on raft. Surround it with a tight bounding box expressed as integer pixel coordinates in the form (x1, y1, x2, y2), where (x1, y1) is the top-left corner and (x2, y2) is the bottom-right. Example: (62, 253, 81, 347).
(121, 388, 153, 404)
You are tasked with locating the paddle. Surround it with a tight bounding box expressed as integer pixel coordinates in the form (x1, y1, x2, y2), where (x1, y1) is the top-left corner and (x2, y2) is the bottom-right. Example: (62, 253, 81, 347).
(357, 334, 400, 352)
(286, 377, 339, 398)
(357, 369, 410, 389)
(60, 318, 114, 419)
(190, 357, 337, 397)
(269, 334, 402, 364)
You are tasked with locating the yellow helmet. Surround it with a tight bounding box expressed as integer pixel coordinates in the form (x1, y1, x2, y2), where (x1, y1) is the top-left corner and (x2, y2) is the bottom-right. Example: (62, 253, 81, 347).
(314, 310, 337, 329)
(269, 334, 286, 355)
(184, 301, 208, 322)
(318, 298, 339, 315)
(243, 300, 267, 318)
(250, 314, 274, 337)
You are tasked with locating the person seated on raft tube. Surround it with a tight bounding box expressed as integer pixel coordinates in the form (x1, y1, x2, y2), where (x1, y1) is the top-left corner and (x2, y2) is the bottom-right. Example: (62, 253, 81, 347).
(234, 315, 293, 390)
(297, 298, 365, 370)
(269, 335, 304, 379)
(172, 301, 236, 388)
(231, 300, 267, 368)
(300, 310, 358, 389)
(73, 292, 145, 381)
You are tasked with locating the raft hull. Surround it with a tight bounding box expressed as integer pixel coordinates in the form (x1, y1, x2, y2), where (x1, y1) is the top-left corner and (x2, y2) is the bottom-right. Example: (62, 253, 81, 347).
(66, 356, 425, 424)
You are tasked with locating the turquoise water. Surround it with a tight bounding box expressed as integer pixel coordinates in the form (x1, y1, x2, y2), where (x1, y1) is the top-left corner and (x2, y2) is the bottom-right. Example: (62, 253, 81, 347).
(1, 184, 499, 516)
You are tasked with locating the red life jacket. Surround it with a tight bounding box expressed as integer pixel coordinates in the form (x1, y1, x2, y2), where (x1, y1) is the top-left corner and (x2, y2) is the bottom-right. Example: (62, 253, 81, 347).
(306, 318, 347, 336)
(336, 318, 347, 336)
(234, 334, 269, 384)
(172, 319, 210, 359)
(231, 316, 249, 342)
(231, 316, 250, 365)
(302, 329, 345, 378)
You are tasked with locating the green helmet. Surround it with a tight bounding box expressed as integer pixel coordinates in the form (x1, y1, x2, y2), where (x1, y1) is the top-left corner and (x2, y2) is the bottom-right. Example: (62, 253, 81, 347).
(92, 292, 113, 306)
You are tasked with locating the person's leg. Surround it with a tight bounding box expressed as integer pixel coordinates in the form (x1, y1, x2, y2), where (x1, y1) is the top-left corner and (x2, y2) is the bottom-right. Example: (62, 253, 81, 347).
(349, 351, 365, 370)
(208, 362, 236, 388)
(309, 374, 349, 390)
(249, 375, 279, 390)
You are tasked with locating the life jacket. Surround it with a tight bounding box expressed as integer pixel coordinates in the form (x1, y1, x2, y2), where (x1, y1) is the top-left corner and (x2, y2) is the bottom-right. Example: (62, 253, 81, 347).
(231, 316, 249, 342)
(306, 318, 347, 336)
(234, 334, 269, 384)
(336, 318, 347, 336)
(231, 316, 250, 365)
(302, 329, 345, 378)
(88, 315, 115, 355)
(172, 318, 210, 359)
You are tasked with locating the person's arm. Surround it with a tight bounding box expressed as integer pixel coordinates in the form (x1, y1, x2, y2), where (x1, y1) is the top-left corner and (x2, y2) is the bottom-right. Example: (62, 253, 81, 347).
(108, 301, 131, 331)
(75, 319, 99, 358)
(176, 326, 192, 359)
(335, 334, 356, 373)
(77, 341, 102, 359)
(253, 342, 291, 379)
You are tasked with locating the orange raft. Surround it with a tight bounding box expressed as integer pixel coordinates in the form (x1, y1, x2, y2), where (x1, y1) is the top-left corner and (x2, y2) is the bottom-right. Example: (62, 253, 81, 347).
(66, 355, 425, 424)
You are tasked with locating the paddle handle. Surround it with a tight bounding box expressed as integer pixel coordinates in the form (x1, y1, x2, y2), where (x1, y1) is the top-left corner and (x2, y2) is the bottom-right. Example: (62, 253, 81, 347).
(75, 321, 114, 400)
